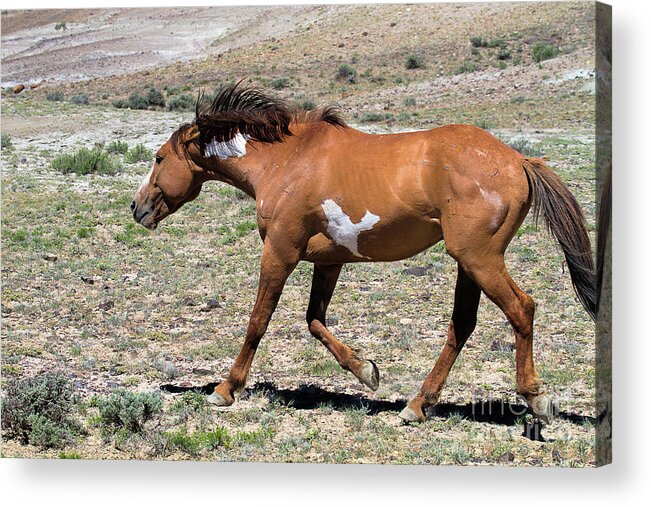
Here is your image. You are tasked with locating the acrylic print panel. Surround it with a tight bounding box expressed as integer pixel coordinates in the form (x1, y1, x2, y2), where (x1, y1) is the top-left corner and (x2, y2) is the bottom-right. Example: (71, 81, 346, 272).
(0, 1, 611, 466)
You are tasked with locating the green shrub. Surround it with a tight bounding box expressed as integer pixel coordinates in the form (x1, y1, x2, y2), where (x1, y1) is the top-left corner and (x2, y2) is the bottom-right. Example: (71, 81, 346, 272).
(455, 61, 477, 74)
(470, 36, 488, 48)
(105, 140, 129, 155)
(70, 94, 90, 105)
(124, 143, 153, 164)
(336, 63, 357, 83)
(1, 133, 12, 150)
(488, 38, 507, 49)
(147, 87, 165, 107)
(127, 93, 149, 110)
(405, 54, 425, 69)
(164, 427, 231, 456)
(51, 147, 122, 175)
(296, 97, 316, 111)
(46, 91, 65, 102)
(532, 43, 559, 63)
(508, 136, 542, 157)
(403, 96, 417, 107)
(270, 77, 290, 90)
(112, 99, 128, 109)
(167, 94, 195, 111)
(55, 22, 67, 31)
(359, 111, 392, 123)
(1, 372, 83, 449)
(474, 118, 493, 130)
(95, 389, 162, 434)
(497, 49, 511, 60)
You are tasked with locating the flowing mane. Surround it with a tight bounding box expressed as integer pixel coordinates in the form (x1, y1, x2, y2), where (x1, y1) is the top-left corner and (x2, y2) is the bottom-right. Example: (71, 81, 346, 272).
(170, 82, 347, 156)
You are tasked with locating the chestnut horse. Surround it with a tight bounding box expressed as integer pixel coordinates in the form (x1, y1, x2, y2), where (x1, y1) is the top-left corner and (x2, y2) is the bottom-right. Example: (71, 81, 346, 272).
(132, 84, 595, 423)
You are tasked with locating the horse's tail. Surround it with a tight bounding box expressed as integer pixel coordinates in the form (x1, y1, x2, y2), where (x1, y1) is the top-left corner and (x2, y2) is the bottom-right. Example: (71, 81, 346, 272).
(596, 161, 612, 313)
(521, 158, 596, 320)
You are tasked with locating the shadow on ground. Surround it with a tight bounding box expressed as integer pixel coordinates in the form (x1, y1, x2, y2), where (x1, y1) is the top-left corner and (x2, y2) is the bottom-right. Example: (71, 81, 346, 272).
(160, 381, 594, 428)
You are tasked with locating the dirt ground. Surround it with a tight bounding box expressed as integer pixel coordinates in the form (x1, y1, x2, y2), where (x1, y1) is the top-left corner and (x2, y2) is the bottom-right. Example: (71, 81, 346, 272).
(1, 2, 599, 465)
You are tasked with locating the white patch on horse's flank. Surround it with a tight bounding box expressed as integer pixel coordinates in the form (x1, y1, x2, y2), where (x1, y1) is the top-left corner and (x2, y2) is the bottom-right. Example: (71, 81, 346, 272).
(321, 199, 380, 258)
(138, 166, 153, 192)
(476, 148, 487, 157)
(479, 187, 502, 209)
(205, 133, 248, 160)
(479, 187, 504, 231)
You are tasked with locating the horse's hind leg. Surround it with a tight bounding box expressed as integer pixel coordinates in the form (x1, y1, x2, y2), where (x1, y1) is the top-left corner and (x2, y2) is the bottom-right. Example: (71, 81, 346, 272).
(400, 265, 481, 422)
(306, 264, 380, 391)
(464, 256, 554, 422)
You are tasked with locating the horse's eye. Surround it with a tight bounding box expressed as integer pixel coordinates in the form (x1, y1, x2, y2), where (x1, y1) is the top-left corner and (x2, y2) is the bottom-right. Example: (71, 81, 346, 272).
(155, 156, 163, 164)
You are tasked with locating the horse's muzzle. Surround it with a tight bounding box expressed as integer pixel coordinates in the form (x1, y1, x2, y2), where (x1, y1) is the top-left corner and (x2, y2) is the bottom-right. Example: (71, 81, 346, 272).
(131, 200, 155, 229)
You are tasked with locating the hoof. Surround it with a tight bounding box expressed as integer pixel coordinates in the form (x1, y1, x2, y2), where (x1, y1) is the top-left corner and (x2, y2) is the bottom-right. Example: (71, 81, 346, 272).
(529, 393, 556, 424)
(398, 405, 424, 423)
(206, 390, 233, 407)
(359, 360, 380, 391)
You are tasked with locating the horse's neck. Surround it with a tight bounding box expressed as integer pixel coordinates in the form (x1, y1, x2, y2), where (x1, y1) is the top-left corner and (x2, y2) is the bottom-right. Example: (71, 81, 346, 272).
(204, 135, 296, 199)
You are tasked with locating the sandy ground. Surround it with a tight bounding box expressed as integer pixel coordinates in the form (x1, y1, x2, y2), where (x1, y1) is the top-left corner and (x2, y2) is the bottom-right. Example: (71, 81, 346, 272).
(1, 6, 321, 86)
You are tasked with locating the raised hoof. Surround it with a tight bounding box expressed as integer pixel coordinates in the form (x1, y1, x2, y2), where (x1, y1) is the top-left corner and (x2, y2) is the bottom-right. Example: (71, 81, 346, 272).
(359, 360, 380, 391)
(529, 393, 556, 425)
(206, 390, 234, 407)
(398, 405, 424, 423)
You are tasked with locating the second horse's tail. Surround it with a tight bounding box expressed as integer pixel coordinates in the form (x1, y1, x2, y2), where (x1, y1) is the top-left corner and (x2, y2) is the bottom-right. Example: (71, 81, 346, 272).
(521, 158, 596, 319)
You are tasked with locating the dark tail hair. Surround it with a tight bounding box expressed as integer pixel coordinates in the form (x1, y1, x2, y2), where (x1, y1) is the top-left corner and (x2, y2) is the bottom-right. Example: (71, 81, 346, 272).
(522, 158, 596, 320)
(596, 162, 612, 313)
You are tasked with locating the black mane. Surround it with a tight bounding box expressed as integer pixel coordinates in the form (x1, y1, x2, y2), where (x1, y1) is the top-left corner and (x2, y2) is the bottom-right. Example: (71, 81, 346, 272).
(171, 82, 347, 156)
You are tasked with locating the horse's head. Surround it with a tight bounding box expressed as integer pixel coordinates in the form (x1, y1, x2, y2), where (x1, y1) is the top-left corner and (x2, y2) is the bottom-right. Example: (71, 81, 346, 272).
(131, 126, 205, 230)
(132, 83, 298, 229)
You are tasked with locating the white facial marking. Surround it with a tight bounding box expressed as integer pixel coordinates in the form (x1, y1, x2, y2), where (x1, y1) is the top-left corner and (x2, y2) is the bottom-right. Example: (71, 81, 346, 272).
(138, 166, 153, 192)
(321, 199, 380, 258)
(205, 133, 248, 159)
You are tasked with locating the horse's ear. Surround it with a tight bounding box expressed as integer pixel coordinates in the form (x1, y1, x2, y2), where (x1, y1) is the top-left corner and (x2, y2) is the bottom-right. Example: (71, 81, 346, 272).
(179, 125, 200, 144)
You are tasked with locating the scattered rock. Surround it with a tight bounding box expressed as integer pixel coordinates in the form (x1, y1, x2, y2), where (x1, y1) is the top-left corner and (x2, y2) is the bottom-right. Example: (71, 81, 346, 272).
(98, 300, 114, 311)
(81, 276, 95, 285)
(490, 339, 515, 352)
(399, 318, 413, 325)
(192, 367, 213, 376)
(200, 299, 222, 312)
(401, 265, 432, 276)
(181, 296, 197, 306)
(498, 451, 515, 463)
(42, 253, 58, 262)
(13, 84, 25, 94)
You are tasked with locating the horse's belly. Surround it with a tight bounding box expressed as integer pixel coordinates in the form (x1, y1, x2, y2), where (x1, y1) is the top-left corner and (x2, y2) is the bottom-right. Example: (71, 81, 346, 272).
(304, 217, 443, 263)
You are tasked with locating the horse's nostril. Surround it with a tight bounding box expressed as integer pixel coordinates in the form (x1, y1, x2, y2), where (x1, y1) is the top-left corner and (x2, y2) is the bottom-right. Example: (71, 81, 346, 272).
(130, 201, 136, 211)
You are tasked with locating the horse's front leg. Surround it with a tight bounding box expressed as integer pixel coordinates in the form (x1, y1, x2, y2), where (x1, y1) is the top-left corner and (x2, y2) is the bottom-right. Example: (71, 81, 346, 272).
(306, 264, 379, 391)
(207, 239, 299, 406)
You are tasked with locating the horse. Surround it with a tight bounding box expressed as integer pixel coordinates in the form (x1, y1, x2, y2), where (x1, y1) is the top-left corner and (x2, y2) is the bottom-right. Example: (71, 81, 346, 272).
(131, 83, 595, 423)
